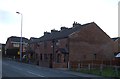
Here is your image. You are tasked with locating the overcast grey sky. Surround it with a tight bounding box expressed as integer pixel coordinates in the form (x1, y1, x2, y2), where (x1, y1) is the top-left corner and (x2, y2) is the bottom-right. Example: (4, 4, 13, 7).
(0, 0, 119, 44)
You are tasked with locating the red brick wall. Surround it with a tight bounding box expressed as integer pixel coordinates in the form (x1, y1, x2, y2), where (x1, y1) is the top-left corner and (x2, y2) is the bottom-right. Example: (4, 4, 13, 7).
(5, 39, 13, 49)
(53, 38, 68, 68)
(44, 41, 53, 54)
(69, 23, 114, 64)
(58, 38, 68, 48)
(34, 41, 53, 67)
(34, 38, 69, 68)
(113, 39, 120, 53)
(53, 62, 67, 68)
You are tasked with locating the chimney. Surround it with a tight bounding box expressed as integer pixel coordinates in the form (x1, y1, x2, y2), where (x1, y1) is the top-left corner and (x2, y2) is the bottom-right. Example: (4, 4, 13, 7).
(44, 32, 50, 35)
(60, 27, 68, 31)
(51, 29, 59, 33)
(73, 21, 81, 27)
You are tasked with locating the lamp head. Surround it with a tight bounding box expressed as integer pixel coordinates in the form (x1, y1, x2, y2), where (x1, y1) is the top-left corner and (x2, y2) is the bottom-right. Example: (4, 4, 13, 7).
(16, 12, 20, 14)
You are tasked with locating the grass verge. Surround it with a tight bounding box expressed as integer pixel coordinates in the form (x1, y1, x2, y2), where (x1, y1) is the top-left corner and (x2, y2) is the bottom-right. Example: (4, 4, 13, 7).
(71, 67, 120, 78)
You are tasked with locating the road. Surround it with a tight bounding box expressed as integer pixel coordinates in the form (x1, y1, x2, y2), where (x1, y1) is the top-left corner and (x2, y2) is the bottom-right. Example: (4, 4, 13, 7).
(2, 58, 101, 79)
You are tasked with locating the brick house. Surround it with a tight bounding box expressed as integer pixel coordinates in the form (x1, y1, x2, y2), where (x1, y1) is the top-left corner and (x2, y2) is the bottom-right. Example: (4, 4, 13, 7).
(30, 22, 116, 68)
(69, 22, 115, 67)
(112, 37, 120, 54)
(112, 37, 120, 65)
(5, 36, 29, 59)
(26, 37, 39, 63)
(30, 22, 82, 68)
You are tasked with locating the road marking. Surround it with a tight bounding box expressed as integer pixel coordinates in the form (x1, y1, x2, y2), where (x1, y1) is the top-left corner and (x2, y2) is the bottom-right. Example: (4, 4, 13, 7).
(8, 65, 45, 77)
(27, 71, 45, 77)
(3, 62, 24, 71)
(11, 66, 23, 71)
(3, 63, 9, 66)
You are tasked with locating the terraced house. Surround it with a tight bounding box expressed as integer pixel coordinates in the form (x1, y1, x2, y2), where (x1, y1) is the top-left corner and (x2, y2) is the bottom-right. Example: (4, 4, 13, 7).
(29, 22, 81, 68)
(29, 22, 116, 68)
(5, 36, 29, 59)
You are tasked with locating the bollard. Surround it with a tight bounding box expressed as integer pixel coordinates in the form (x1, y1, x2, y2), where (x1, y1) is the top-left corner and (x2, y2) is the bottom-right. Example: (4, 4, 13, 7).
(100, 64, 103, 76)
(88, 64, 90, 71)
(77, 63, 80, 71)
(115, 66, 118, 77)
(13, 56, 15, 60)
(67, 61, 70, 70)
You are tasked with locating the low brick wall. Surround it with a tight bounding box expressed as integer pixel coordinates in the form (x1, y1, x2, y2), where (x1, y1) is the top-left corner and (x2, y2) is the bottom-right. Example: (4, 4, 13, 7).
(70, 60, 120, 69)
(53, 62, 67, 68)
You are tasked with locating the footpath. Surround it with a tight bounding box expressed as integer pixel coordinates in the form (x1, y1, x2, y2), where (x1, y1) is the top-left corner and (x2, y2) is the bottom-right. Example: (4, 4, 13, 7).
(4, 57, 115, 78)
(54, 68, 101, 77)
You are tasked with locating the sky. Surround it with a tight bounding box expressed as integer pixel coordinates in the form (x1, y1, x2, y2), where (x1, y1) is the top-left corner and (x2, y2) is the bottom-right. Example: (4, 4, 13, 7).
(0, 0, 119, 44)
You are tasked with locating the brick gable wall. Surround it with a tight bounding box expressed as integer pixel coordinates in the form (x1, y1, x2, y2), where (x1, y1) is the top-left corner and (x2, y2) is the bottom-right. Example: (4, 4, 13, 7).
(69, 23, 114, 64)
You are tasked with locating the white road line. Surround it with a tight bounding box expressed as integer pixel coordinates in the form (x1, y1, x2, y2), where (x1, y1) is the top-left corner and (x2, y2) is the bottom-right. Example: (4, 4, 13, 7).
(27, 71, 45, 77)
(10, 65, 45, 77)
(11, 66, 23, 71)
(3, 63, 9, 65)
(3, 62, 23, 71)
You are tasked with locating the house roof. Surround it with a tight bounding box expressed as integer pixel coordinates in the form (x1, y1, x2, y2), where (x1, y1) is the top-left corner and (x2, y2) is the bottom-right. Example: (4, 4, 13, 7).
(29, 37, 39, 44)
(31, 22, 83, 43)
(115, 53, 120, 57)
(7, 36, 29, 43)
(40, 26, 81, 41)
(56, 48, 69, 54)
(112, 37, 120, 41)
(30, 22, 100, 43)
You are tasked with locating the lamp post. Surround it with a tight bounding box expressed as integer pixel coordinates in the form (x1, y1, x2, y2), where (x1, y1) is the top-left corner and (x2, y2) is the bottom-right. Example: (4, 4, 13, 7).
(16, 12, 23, 62)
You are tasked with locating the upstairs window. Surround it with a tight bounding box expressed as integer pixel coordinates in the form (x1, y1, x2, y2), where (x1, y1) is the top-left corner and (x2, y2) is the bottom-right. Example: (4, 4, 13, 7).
(13, 43, 19, 47)
(57, 54, 61, 63)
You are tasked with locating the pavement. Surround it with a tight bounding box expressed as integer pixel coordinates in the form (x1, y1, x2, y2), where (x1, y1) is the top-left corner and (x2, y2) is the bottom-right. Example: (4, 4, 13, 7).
(53, 68, 101, 77)
(2, 58, 77, 77)
(2, 57, 104, 78)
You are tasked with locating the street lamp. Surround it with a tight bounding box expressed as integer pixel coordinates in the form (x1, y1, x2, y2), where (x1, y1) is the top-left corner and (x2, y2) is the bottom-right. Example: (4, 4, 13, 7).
(16, 12, 23, 62)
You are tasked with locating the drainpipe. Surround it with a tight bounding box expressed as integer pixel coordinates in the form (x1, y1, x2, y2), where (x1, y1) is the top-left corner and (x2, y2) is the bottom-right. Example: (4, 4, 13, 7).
(52, 40, 55, 62)
(67, 37, 70, 69)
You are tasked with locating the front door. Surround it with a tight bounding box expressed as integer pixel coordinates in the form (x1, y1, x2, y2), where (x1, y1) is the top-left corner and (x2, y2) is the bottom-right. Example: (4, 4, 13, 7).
(49, 54, 53, 68)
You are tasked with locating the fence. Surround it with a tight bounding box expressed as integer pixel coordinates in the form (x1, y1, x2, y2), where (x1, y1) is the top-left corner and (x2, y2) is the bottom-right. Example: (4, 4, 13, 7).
(69, 60, 120, 68)
(68, 60, 120, 77)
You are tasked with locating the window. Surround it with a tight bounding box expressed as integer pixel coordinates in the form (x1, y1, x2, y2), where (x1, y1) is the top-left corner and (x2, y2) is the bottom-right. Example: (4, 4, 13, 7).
(40, 54, 42, 61)
(44, 54, 48, 61)
(57, 54, 61, 63)
(13, 43, 19, 47)
(49, 54, 52, 61)
(94, 54, 96, 60)
(36, 53, 38, 59)
(64, 54, 68, 62)
(65, 44, 68, 48)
